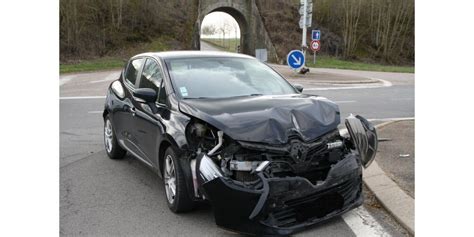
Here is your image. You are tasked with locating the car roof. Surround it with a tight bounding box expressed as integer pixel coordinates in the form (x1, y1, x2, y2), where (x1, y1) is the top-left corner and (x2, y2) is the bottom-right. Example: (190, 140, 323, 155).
(134, 50, 255, 60)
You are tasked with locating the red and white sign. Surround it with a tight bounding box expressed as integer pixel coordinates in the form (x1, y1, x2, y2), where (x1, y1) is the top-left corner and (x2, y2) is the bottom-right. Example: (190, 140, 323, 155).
(310, 40, 321, 52)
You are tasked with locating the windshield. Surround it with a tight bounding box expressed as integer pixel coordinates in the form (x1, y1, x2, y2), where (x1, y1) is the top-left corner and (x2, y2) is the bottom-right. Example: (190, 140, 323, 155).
(165, 57, 297, 99)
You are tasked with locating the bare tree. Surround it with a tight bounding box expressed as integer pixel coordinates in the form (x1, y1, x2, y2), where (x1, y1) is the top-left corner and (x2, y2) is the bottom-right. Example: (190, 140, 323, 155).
(217, 19, 233, 48)
(341, 0, 362, 59)
(201, 25, 216, 37)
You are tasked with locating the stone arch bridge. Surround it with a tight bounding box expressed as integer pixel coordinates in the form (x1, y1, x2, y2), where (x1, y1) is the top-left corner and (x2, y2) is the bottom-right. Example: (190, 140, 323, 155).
(192, 0, 279, 62)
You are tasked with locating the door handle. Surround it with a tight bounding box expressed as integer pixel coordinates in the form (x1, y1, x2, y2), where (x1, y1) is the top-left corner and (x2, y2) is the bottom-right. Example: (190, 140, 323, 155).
(130, 107, 136, 116)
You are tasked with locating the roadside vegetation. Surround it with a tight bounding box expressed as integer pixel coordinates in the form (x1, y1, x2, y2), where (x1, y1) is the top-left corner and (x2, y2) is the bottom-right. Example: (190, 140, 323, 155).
(61, 38, 413, 74)
(256, 0, 414, 65)
(305, 55, 414, 73)
(60, 37, 171, 74)
(59, 0, 414, 74)
(60, 0, 198, 62)
(60, 58, 124, 74)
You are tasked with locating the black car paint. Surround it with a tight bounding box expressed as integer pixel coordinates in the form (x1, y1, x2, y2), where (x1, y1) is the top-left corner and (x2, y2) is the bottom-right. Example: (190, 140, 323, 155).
(104, 57, 191, 174)
(179, 94, 340, 144)
(103, 51, 377, 236)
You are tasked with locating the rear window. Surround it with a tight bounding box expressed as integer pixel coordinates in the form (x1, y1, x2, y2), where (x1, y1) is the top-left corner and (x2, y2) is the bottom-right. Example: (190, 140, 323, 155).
(125, 58, 144, 86)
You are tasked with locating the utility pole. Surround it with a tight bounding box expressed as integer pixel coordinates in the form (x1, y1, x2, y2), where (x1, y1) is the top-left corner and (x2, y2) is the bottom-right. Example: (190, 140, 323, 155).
(298, 0, 311, 74)
(301, 0, 308, 50)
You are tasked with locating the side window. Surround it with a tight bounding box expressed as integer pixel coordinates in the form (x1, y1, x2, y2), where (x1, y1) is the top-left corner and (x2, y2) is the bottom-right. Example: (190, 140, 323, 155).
(139, 59, 163, 93)
(125, 58, 145, 86)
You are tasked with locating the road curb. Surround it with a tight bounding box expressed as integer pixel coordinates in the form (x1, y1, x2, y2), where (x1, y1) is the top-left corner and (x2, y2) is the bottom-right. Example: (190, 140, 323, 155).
(363, 121, 415, 235)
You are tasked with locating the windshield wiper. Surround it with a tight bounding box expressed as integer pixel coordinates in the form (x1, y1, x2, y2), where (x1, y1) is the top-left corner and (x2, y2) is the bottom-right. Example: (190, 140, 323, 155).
(184, 94, 263, 99)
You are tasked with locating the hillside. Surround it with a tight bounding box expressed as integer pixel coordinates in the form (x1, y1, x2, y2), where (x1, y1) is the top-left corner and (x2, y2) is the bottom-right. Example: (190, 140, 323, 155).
(256, 0, 414, 65)
(60, 0, 414, 67)
(60, 0, 198, 62)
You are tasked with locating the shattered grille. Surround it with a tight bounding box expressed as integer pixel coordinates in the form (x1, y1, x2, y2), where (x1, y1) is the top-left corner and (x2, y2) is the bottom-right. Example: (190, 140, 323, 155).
(266, 176, 361, 228)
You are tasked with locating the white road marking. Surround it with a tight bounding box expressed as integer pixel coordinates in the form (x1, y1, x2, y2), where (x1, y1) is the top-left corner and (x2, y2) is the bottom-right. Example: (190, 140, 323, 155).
(367, 117, 414, 122)
(60, 75, 77, 86)
(390, 98, 414, 101)
(305, 78, 393, 91)
(342, 207, 391, 237)
(60, 96, 106, 100)
(90, 72, 120, 84)
(334, 100, 356, 104)
(88, 111, 103, 114)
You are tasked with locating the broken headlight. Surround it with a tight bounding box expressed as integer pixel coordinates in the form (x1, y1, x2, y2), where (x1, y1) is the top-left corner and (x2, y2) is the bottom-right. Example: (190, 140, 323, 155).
(185, 120, 219, 152)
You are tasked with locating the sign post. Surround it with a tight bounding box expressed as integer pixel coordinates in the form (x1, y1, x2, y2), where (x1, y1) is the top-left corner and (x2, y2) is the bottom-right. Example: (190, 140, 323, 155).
(310, 40, 321, 65)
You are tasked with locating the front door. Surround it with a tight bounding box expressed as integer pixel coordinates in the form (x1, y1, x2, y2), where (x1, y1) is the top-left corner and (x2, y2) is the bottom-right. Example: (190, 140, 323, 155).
(113, 57, 145, 157)
(131, 58, 166, 167)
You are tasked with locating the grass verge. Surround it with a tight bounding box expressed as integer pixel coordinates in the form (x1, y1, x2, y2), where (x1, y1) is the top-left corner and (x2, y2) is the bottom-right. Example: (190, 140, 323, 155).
(60, 36, 171, 74)
(305, 55, 414, 73)
(60, 58, 125, 74)
(61, 39, 414, 74)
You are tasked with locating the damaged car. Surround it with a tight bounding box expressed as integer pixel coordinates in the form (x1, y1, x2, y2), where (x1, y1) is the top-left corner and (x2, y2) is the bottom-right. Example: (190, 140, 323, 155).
(102, 51, 378, 236)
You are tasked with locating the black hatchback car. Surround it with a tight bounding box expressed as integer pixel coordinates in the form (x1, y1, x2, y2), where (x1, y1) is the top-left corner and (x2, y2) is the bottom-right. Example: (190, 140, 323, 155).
(102, 51, 378, 236)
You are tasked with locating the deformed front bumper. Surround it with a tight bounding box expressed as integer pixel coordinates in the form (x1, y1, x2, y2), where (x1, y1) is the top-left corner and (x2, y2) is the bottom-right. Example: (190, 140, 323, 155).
(199, 153, 363, 236)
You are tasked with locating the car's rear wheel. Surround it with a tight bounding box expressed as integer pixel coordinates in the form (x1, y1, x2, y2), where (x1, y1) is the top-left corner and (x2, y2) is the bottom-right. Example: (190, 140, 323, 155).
(163, 147, 195, 213)
(104, 115, 126, 159)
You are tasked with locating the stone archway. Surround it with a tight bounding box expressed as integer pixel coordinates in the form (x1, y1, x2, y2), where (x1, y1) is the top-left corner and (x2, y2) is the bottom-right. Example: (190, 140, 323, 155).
(192, 0, 279, 62)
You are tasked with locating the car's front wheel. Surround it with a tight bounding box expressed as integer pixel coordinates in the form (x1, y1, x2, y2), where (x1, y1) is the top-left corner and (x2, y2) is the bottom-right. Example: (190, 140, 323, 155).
(163, 147, 195, 213)
(104, 115, 126, 159)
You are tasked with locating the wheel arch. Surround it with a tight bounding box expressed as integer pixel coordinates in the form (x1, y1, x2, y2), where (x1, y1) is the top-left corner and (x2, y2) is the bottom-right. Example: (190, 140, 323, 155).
(157, 135, 195, 201)
(157, 134, 185, 177)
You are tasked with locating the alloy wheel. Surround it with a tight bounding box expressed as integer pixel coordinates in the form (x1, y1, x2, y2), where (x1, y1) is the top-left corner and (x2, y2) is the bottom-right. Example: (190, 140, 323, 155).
(164, 155, 177, 204)
(104, 119, 113, 153)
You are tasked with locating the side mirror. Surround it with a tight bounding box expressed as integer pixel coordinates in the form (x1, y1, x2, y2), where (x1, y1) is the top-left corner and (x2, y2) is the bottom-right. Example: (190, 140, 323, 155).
(133, 88, 157, 103)
(293, 84, 304, 93)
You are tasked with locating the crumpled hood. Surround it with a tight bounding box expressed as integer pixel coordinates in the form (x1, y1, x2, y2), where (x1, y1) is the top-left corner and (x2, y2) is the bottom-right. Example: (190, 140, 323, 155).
(179, 94, 340, 144)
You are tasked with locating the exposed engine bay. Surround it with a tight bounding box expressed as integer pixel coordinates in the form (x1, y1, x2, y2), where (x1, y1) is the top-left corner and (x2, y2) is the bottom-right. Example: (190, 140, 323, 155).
(187, 121, 349, 185)
(184, 114, 378, 236)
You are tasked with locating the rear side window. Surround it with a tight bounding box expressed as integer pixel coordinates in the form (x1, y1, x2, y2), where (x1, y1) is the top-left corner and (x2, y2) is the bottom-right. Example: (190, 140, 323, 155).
(125, 58, 145, 86)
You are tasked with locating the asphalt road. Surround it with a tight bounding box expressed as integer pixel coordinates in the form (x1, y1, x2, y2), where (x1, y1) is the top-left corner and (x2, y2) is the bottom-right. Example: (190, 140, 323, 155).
(376, 120, 415, 198)
(60, 43, 414, 236)
(200, 40, 221, 51)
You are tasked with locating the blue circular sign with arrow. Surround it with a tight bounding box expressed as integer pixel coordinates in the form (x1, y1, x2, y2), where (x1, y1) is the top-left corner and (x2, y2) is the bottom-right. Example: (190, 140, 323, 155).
(287, 50, 305, 70)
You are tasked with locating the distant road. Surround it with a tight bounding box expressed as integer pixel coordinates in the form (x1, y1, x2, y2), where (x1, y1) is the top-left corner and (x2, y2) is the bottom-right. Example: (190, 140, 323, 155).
(200, 40, 223, 51)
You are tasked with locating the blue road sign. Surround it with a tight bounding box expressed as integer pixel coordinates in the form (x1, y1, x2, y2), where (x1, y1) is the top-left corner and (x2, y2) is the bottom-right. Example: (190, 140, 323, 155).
(287, 50, 305, 69)
(312, 30, 321, 40)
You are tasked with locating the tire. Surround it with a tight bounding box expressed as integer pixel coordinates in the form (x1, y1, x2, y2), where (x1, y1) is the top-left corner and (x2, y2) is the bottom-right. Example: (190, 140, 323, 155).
(104, 115, 126, 159)
(163, 147, 195, 213)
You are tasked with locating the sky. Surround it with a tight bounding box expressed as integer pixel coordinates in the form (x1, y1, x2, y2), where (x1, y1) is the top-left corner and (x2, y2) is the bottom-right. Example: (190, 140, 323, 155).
(201, 12, 241, 39)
